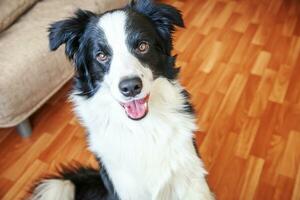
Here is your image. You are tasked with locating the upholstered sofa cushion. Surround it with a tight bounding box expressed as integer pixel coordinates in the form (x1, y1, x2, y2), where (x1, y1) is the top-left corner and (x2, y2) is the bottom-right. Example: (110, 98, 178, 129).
(0, 0, 128, 127)
(0, 0, 40, 32)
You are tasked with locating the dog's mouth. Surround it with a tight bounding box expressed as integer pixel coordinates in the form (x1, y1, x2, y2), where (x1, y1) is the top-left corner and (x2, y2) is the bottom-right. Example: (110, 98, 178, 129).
(120, 95, 149, 120)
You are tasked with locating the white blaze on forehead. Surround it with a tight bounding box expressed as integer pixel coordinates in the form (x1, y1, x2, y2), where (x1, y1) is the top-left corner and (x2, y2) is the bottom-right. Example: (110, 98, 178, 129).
(97, 10, 138, 77)
(97, 10, 153, 102)
(98, 11, 128, 56)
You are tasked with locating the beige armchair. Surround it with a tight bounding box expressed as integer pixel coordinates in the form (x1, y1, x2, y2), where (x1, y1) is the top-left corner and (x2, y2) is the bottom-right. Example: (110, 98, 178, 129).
(0, 0, 128, 137)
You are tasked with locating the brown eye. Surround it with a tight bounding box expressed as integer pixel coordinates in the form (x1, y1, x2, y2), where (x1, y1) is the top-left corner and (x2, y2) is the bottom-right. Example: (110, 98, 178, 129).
(96, 52, 108, 62)
(137, 41, 149, 54)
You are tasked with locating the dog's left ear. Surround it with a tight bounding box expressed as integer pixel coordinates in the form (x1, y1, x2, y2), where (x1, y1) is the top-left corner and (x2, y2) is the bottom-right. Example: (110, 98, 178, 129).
(48, 9, 96, 59)
(130, 0, 184, 53)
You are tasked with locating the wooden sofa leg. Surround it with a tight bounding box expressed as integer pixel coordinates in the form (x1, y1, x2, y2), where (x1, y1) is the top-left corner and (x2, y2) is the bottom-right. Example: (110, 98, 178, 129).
(16, 119, 32, 138)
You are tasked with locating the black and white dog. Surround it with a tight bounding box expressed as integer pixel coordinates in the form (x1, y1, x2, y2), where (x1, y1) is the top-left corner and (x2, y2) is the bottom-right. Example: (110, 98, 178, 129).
(30, 0, 214, 199)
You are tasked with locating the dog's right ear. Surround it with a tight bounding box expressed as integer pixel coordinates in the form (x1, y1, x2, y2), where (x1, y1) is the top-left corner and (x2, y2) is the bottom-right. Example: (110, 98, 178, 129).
(129, 0, 184, 54)
(48, 9, 96, 59)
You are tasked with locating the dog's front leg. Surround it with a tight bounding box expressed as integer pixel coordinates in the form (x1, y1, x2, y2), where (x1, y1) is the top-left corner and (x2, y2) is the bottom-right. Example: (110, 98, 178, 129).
(153, 174, 215, 200)
(152, 180, 178, 200)
(182, 176, 215, 200)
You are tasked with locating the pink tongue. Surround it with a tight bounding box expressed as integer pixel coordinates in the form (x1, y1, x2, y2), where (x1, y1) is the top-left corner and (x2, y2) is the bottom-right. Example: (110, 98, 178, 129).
(123, 98, 148, 120)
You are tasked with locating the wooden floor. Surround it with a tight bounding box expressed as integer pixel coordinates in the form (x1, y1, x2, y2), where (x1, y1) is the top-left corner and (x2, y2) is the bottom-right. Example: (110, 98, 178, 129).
(1, 0, 300, 199)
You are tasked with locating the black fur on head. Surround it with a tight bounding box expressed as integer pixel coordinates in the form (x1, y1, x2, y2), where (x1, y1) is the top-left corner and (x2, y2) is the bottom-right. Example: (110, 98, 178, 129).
(49, 9, 102, 97)
(129, 0, 184, 54)
(49, 10, 96, 59)
(49, 1, 184, 59)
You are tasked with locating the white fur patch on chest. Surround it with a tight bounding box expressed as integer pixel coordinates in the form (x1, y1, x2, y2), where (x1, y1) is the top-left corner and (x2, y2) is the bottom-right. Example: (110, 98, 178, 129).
(71, 78, 204, 200)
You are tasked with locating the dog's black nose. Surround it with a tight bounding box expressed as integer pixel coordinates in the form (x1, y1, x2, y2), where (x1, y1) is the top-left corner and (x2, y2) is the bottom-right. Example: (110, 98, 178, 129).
(119, 77, 143, 97)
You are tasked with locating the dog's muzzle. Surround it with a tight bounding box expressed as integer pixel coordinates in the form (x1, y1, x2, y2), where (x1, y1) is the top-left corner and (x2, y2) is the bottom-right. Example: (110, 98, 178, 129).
(118, 77, 149, 120)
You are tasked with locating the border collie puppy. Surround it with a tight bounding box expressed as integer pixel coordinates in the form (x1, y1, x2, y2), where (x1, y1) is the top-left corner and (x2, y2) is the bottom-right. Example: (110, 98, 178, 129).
(30, 0, 214, 199)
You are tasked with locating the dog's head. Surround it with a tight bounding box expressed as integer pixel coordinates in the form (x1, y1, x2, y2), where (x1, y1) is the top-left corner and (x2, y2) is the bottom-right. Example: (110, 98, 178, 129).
(49, 0, 184, 120)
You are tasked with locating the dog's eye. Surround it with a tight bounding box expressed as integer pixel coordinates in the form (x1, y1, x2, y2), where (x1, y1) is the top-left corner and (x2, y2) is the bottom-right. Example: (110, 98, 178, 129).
(96, 52, 108, 62)
(136, 41, 149, 54)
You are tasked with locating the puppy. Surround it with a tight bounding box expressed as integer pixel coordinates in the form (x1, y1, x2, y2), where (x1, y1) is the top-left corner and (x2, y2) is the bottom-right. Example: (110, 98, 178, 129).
(30, 0, 214, 199)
